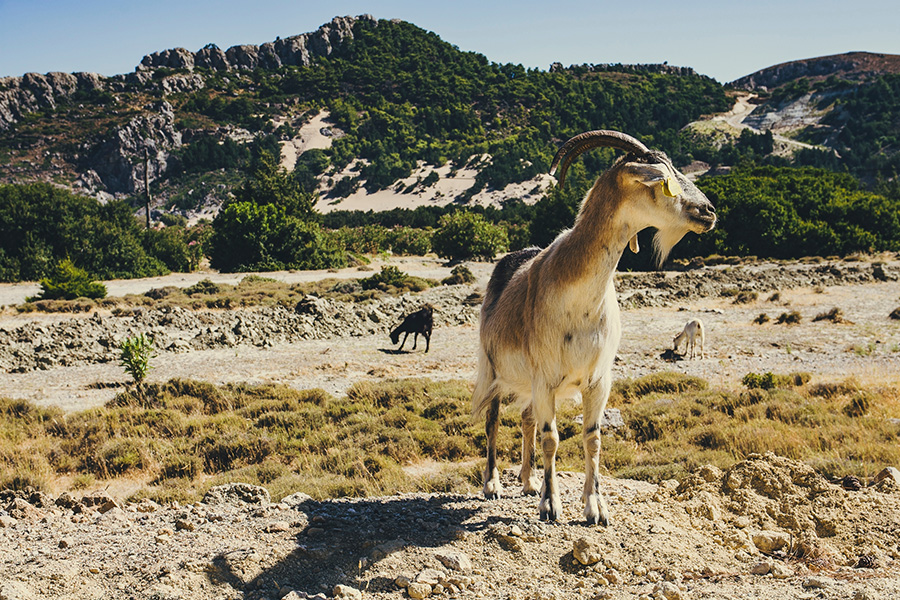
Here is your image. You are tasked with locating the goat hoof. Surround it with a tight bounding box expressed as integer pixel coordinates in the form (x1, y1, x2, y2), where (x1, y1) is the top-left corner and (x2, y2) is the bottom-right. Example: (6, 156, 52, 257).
(584, 497, 610, 526)
(483, 480, 502, 500)
(539, 498, 561, 522)
(521, 476, 540, 496)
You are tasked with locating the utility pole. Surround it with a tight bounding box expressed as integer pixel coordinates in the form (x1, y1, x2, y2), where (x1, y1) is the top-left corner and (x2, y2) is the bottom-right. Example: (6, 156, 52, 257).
(143, 147, 152, 229)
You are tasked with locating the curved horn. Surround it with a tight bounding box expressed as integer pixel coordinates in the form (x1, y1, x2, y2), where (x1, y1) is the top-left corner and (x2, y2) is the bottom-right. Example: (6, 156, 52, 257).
(550, 130, 650, 188)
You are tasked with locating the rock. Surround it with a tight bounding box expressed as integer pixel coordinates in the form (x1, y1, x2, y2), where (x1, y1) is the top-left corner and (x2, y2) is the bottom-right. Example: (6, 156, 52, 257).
(752, 531, 790, 553)
(332, 584, 362, 599)
(750, 561, 772, 575)
(770, 563, 794, 579)
(803, 576, 831, 589)
(280, 492, 313, 507)
(873, 466, 900, 486)
(573, 537, 603, 566)
(415, 569, 444, 586)
(264, 521, 290, 533)
(174, 518, 195, 532)
(435, 550, 472, 572)
(394, 575, 411, 588)
(97, 499, 120, 514)
(202, 483, 270, 506)
(135, 499, 160, 513)
(406, 582, 432, 599)
(652, 581, 686, 600)
(81, 491, 115, 507)
(5, 498, 43, 520)
(58, 538, 73, 549)
(0, 515, 17, 528)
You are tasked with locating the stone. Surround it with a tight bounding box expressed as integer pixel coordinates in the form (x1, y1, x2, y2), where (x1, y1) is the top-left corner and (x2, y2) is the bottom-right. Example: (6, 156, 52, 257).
(0, 515, 16, 528)
(435, 550, 472, 572)
(803, 576, 831, 589)
(264, 521, 290, 533)
(415, 569, 444, 586)
(202, 483, 270, 506)
(174, 518, 195, 532)
(97, 499, 120, 514)
(407, 582, 432, 599)
(750, 561, 772, 575)
(752, 531, 790, 553)
(652, 581, 685, 600)
(873, 466, 900, 487)
(573, 537, 603, 566)
(394, 576, 411, 588)
(332, 584, 362, 599)
(81, 491, 115, 507)
(5, 498, 43, 520)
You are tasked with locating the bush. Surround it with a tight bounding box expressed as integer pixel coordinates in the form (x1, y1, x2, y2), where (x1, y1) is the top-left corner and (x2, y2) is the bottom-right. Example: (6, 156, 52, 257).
(30, 258, 106, 301)
(431, 210, 508, 260)
(119, 334, 156, 383)
(442, 264, 476, 285)
(210, 201, 346, 272)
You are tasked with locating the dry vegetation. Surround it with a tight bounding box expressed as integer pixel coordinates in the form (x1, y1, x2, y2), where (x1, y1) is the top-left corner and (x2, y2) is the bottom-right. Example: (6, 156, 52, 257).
(2, 371, 897, 506)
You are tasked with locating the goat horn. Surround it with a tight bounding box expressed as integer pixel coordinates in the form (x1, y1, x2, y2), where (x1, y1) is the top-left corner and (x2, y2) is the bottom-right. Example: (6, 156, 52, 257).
(550, 130, 650, 188)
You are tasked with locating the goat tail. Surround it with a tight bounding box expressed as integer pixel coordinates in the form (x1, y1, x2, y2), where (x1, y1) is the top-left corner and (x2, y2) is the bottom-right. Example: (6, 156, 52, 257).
(472, 346, 499, 420)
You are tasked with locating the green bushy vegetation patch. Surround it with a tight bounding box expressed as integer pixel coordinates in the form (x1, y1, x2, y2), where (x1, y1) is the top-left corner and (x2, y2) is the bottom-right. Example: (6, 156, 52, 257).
(1, 372, 897, 503)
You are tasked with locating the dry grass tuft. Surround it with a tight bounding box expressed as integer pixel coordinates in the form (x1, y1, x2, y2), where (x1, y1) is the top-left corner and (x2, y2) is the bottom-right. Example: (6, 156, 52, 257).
(1, 372, 897, 502)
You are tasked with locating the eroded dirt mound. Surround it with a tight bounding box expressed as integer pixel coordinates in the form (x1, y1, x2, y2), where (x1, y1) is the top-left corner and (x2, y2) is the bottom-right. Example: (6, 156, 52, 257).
(1, 454, 898, 600)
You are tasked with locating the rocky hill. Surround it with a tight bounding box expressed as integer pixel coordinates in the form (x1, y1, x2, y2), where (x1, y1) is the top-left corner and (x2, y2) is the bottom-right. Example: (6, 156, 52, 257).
(730, 51, 900, 91)
(1, 16, 898, 224)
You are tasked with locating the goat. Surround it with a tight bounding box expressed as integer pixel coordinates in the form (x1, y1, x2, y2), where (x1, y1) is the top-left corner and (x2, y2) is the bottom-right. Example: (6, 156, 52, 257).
(673, 318, 705, 359)
(473, 130, 716, 525)
(390, 304, 434, 352)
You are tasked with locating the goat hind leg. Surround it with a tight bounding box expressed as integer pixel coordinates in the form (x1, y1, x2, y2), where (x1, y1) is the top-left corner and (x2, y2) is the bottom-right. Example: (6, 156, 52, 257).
(482, 391, 503, 499)
(519, 404, 540, 495)
(581, 382, 611, 526)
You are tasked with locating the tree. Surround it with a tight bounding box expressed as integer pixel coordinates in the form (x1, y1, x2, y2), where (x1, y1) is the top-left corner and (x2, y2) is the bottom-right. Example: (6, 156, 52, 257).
(431, 210, 508, 260)
(233, 150, 317, 219)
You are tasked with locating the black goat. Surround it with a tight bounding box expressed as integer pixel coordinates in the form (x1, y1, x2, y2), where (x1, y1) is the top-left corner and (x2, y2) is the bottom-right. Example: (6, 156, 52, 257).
(390, 305, 434, 352)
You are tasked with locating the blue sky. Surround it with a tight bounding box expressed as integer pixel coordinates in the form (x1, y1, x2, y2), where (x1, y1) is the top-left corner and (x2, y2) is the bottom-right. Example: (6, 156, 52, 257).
(1, 0, 897, 83)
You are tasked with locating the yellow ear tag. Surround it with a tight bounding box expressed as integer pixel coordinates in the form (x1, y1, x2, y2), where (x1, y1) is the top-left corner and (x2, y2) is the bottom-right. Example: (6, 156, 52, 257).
(662, 176, 682, 197)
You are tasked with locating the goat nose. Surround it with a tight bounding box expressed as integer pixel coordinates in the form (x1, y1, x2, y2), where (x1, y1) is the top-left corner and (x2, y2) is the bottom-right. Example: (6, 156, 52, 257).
(699, 203, 715, 216)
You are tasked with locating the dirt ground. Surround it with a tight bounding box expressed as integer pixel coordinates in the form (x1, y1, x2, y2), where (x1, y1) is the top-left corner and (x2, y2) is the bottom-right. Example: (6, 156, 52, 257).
(1, 256, 899, 600)
(2, 255, 899, 412)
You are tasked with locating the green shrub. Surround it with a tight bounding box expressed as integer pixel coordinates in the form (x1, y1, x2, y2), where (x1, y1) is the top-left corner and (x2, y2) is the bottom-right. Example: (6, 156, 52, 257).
(119, 334, 156, 383)
(431, 210, 508, 260)
(30, 258, 106, 301)
(442, 264, 476, 285)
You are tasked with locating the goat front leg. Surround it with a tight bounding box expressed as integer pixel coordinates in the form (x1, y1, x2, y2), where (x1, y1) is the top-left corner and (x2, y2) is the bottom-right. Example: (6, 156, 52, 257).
(398, 332, 410, 352)
(534, 385, 561, 521)
(581, 380, 611, 526)
(482, 391, 502, 499)
(519, 404, 540, 495)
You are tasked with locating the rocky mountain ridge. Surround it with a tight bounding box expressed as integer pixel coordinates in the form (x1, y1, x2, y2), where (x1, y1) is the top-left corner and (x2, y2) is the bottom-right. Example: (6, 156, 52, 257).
(730, 51, 900, 91)
(0, 15, 372, 132)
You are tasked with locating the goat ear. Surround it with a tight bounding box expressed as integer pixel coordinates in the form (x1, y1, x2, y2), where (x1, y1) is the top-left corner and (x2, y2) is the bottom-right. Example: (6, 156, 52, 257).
(625, 163, 683, 197)
(628, 234, 640, 253)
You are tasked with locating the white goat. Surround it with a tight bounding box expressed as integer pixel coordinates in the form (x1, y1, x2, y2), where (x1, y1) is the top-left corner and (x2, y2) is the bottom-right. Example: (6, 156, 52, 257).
(673, 318, 705, 359)
(473, 130, 716, 525)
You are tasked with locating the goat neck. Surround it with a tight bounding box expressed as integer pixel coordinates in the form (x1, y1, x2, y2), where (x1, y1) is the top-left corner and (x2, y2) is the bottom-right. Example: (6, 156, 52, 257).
(546, 169, 636, 303)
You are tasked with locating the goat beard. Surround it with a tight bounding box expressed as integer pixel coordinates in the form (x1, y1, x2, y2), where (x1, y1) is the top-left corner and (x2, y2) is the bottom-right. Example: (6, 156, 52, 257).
(652, 229, 687, 269)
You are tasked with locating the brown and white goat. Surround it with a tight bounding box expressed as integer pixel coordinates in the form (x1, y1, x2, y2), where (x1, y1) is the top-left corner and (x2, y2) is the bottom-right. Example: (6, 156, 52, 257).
(390, 304, 434, 352)
(673, 318, 705, 359)
(473, 130, 716, 525)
